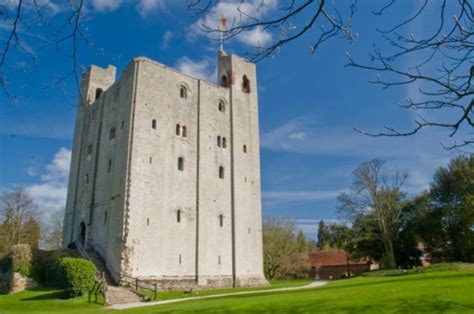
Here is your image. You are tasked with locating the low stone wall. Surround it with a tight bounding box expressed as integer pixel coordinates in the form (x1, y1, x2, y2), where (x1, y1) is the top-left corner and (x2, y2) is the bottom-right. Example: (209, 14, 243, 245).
(122, 274, 268, 291)
(0, 272, 38, 294)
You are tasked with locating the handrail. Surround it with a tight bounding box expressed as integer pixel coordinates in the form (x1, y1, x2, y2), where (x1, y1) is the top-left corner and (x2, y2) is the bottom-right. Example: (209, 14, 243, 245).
(72, 241, 108, 304)
(74, 241, 157, 300)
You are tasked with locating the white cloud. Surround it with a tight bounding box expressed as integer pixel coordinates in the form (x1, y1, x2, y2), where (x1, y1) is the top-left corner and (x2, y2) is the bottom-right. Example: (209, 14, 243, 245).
(175, 57, 216, 83)
(136, 0, 165, 17)
(91, 0, 123, 12)
(261, 116, 456, 194)
(189, 0, 277, 47)
(26, 147, 71, 217)
(237, 26, 273, 46)
(161, 31, 173, 49)
(263, 190, 345, 202)
(42, 147, 71, 182)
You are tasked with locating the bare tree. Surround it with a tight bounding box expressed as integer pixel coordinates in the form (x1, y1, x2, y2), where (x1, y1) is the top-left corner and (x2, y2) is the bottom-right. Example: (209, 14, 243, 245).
(348, 0, 474, 149)
(190, 1, 473, 149)
(0, 0, 86, 100)
(42, 207, 64, 250)
(337, 159, 407, 269)
(189, 0, 356, 61)
(0, 187, 38, 250)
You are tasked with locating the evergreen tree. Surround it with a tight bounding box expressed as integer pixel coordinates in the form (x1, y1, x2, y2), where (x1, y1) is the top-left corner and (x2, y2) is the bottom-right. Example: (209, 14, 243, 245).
(317, 220, 330, 250)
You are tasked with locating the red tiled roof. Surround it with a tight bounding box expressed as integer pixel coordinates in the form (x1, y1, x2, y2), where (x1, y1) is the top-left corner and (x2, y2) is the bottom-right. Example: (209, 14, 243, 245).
(308, 250, 369, 267)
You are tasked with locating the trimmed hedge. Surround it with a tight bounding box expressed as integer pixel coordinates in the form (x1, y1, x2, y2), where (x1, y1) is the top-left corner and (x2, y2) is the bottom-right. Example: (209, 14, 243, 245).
(60, 257, 96, 297)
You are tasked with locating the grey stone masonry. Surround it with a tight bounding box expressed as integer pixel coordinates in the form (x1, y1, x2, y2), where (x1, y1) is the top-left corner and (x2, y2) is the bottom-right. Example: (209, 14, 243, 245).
(63, 52, 268, 289)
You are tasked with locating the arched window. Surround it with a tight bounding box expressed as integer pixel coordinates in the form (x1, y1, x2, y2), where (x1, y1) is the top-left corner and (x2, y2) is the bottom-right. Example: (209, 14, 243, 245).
(177, 210, 181, 223)
(222, 137, 227, 148)
(152, 119, 157, 129)
(178, 157, 184, 171)
(219, 166, 224, 179)
(218, 100, 225, 112)
(182, 126, 187, 138)
(220, 75, 228, 87)
(243, 145, 247, 153)
(95, 88, 103, 100)
(217, 136, 221, 147)
(180, 86, 187, 99)
(242, 75, 250, 93)
(219, 214, 224, 227)
(176, 124, 181, 136)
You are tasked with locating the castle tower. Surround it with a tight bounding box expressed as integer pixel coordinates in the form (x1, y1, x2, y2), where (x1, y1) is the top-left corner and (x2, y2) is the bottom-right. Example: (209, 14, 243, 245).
(63, 53, 267, 289)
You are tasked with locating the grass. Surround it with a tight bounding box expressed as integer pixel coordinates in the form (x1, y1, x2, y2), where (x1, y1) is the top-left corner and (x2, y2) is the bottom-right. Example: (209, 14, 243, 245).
(0, 266, 473, 313)
(0, 288, 103, 314)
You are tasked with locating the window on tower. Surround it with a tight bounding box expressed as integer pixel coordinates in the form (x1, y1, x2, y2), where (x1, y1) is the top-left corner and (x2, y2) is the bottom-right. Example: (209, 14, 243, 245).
(152, 119, 157, 129)
(218, 100, 225, 112)
(217, 136, 221, 147)
(109, 127, 116, 140)
(176, 124, 181, 136)
(220, 75, 228, 87)
(222, 137, 227, 149)
(242, 75, 250, 93)
(243, 145, 247, 153)
(107, 159, 112, 173)
(180, 86, 187, 99)
(219, 166, 224, 179)
(177, 209, 181, 223)
(178, 157, 184, 171)
(95, 88, 103, 100)
(182, 126, 187, 138)
(219, 214, 224, 227)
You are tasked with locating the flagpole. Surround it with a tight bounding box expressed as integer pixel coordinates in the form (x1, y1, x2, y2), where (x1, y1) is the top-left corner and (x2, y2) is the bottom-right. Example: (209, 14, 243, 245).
(220, 30, 223, 52)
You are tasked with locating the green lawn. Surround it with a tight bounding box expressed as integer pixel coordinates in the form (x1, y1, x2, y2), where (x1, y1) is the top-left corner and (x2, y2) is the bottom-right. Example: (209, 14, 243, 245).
(1, 268, 473, 313)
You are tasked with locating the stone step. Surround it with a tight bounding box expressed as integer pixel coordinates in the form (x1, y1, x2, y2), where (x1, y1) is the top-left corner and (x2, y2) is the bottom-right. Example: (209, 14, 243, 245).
(106, 288, 143, 304)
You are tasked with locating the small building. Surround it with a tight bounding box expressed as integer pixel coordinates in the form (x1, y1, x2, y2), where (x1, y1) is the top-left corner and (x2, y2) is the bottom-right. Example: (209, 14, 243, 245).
(308, 250, 371, 280)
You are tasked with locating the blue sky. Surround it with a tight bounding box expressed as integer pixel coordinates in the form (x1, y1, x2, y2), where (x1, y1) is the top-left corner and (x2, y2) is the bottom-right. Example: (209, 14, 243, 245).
(0, 0, 463, 238)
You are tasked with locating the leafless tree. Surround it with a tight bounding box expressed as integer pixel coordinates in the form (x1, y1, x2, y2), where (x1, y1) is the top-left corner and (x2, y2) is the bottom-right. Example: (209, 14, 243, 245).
(41, 207, 63, 250)
(190, 0, 473, 149)
(0, 0, 86, 100)
(348, 0, 474, 150)
(337, 159, 407, 269)
(189, 0, 356, 61)
(0, 187, 38, 249)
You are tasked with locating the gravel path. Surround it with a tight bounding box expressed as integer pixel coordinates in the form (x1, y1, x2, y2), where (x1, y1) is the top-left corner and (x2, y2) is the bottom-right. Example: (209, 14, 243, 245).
(109, 281, 328, 310)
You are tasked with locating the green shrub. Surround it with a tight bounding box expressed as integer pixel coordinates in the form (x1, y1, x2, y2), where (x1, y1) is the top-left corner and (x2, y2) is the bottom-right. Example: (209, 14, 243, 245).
(60, 257, 96, 297)
(11, 244, 32, 277)
(32, 249, 78, 288)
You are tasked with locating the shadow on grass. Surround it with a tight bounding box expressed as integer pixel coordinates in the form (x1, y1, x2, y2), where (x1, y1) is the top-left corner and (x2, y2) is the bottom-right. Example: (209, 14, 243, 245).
(20, 289, 66, 301)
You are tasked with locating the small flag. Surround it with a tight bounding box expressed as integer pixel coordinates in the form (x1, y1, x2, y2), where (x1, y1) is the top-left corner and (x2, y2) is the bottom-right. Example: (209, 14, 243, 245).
(219, 15, 227, 31)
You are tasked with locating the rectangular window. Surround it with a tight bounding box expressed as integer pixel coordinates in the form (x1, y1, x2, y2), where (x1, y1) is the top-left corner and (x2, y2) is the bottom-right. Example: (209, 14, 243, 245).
(109, 127, 116, 140)
(107, 159, 112, 173)
(87, 144, 92, 155)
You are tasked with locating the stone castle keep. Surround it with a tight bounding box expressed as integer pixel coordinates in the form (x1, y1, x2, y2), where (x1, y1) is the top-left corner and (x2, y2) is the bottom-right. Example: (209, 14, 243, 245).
(62, 52, 267, 289)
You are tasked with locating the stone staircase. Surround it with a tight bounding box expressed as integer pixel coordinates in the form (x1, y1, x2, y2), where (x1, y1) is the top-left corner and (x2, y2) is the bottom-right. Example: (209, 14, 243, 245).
(84, 249, 146, 305)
